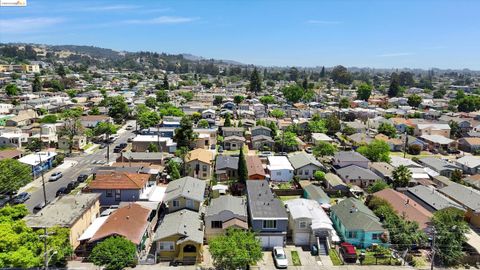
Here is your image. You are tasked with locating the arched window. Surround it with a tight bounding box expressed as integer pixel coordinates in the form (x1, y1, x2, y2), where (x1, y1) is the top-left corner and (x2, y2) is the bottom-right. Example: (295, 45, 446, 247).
(183, 244, 196, 253)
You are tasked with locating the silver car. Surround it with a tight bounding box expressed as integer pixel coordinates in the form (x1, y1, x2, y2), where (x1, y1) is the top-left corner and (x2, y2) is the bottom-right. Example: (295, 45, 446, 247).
(273, 246, 288, 268)
(48, 172, 63, 181)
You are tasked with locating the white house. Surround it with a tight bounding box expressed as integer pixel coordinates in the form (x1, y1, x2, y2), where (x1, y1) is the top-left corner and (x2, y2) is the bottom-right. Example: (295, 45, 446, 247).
(0, 130, 28, 148)
(267, 156, 294, 182)
(0, 103, 13, 114)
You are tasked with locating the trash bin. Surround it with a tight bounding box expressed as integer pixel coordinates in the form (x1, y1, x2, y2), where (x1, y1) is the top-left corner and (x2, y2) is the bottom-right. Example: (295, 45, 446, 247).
(311, 245, 318, 256)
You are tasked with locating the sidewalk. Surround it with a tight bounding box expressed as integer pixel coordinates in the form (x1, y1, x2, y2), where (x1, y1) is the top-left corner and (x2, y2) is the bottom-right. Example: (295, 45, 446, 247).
(18, 159, 78, 194)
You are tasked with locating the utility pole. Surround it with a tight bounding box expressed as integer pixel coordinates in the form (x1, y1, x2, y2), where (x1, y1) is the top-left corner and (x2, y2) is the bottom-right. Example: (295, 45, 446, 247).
(37, 152, 49, 270)
(430, 229, 436, 270)
(403, 131, 408, 158)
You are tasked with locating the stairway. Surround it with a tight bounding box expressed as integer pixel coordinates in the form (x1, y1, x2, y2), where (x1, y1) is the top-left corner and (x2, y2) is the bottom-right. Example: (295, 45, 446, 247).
(316, 237, 329, 256)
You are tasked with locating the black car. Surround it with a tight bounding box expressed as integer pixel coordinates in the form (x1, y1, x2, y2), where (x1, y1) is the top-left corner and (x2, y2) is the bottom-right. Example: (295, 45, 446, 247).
(0, 195, 11, 207)
(119, 143, 127, 148)
(56, 187, 67, 197)
(33, 201, 48, 213)
(77, 174, 88, 182)
(66, 182, 76, 193)
(12, 192, 30, 204)
(113, 147, 122, 153)
(99, 143, 107, 149)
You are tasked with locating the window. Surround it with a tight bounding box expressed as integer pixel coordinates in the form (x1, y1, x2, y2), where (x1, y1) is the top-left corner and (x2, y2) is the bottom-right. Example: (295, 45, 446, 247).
(186, 199, 194, 209)
(211, 221, 222, 228)
(298, 169, 303, 175)
(203, 173, 207, 177)
(372, 233, 381, 240)
(263, 220, 276, 229)
(172, 200, 180, 207)
(304, 170, 309, 175)
(299, 221, 307, 229)
(202, 165, 208, 171)
(115, 189, 121, 201)
(347, 231, 357, 238)
(159, 241, 175, 251)
(106, 190, 113, 197)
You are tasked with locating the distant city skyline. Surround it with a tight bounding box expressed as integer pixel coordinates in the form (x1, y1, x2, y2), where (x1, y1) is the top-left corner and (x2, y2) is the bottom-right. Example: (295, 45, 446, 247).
(1, 0, 479, 69)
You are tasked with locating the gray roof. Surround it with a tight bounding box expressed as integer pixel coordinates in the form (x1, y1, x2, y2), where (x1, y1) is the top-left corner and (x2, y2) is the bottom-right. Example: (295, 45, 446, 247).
(336, 165, 380, 181)
(288, 152, 324, 170)
(215, 155, 239, 170)
(24, 194, 100, 228)
(223, 127, 244, 132)
(406, 185, 463, 212)
(163, 176, 206, 202)
(205, 195, 247, 217)
(324, 173, 348, 188)
(224, 135, 246, 142)
(419, 157, 460, 173)
(369, 162, 394, 178)
(331, 198, 384, 232)
(439, 182, 480, 211)
(252, 126, 271, 132)
(121, 152, 172, 161)
(303, 185, 330, 202)
(153, 209, 203, 244)
(333, 151, 369, 163)
(252, 135, 274, 142)
(246, 180, 288, 220)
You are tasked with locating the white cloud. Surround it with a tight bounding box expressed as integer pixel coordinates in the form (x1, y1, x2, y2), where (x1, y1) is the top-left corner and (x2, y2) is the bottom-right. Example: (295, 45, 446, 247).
(81, 4, 140, 11)
(0, 17, 63, 33)
(124, 16, 198, 25)
(377, 52, 414, 57)
(307, 20, 342, 25)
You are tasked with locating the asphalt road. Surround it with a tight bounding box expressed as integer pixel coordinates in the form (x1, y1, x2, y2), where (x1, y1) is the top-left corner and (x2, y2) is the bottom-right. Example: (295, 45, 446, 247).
(24, 121, 136, 212)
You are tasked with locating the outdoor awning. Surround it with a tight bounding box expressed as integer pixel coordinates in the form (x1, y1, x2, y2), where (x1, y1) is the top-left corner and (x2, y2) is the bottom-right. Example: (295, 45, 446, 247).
(78, 216, 108, 241)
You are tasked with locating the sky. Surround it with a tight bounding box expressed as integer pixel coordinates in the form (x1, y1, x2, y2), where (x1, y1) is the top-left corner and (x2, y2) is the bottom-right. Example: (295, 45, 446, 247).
(1, 0, 479, 70)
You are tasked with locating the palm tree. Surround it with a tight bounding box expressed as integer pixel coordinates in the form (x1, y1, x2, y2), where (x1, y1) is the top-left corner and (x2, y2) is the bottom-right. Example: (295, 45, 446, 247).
(392, 165, 412, 188)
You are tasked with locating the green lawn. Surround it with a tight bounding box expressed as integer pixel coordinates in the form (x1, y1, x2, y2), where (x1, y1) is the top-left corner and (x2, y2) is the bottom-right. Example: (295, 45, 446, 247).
(329, 249, 342, 266)
(357, 250, 398, 265)
(279, 195, 300, 202)
(291, 250, 301, 266)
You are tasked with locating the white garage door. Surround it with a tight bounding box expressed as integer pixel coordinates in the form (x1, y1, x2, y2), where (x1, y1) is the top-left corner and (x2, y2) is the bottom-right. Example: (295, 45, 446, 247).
(294, 233, 310, 246)
(259, 236, 284, 249)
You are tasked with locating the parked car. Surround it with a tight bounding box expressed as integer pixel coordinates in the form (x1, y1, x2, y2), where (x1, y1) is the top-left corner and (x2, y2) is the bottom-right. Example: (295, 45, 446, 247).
(49, 172, 63, 181)
(12, 192, 30, 204)
(126, 125, 133, 130)
(66, 182, 76, 193)
(259, 151, 273, 157)
(77, 174, 88, 183)
(272, 246, 288, 269)
(33, 201, 48, 213)
(0, 195, 11, 207)
(99, 143, 107, 149)
(339, 242, 357, 263)
(56, 187, 68, 197)
(119, 143, 127, 149)
(113, 147, 122, 153)
(305, 147, 313, 154)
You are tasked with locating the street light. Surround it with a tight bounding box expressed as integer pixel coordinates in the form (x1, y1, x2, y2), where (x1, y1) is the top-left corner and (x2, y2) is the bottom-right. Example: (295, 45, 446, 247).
(45, 249, 58, 270)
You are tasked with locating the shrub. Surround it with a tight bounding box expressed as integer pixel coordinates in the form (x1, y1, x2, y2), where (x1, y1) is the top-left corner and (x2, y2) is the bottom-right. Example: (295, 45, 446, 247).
(408, 144, 422, 155)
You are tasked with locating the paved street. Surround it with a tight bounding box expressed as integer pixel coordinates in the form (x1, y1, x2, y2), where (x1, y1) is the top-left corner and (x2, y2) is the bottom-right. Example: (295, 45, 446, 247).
(22, 121, 136, 212)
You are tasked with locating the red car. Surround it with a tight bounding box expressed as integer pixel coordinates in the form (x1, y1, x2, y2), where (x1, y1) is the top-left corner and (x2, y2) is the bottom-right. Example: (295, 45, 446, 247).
(339, 242, 357, 263)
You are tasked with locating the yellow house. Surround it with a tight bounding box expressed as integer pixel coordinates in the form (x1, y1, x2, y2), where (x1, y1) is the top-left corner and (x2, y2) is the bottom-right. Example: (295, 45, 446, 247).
(153, 209, 204, 264)
(23, 194, 101, 249)
(185, 148, 213, 180)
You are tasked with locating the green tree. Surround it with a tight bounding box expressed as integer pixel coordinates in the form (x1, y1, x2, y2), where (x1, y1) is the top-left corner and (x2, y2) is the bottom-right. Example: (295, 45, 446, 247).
(325, 115, 341, 135)
(137, 110, 160, 129)
(259, 95, 275, 105)
(357, 140, 391, 162)
(147, 143, 159, 152)
(234, 95, 245, 105)
(156, 90, 170, 103)
(342, 125, 356, 135)
(158, 103, 184, 117)
(319, 66, 326, 78)
(32, 74, 42, 92)
(93, 122, 118, 136)
(313, 141, 337, 157)
(282, 84, 304, 103)
(238, 147, 248, 183)
(25, 138, 42, 152)
(432, 208, 469, 266)
(197, 119, 209, 128)
(174, 116, 195, 149)
(40, 114, 58, 124)
(58, 109, 83, 154)
(106, 96, 130, 123)
(179, 91, 194, 102)
(270, 108, 285, 119)
(162, 75, 169, 90)
(89, 236, 137, 270)
(89, 106, 100, 115)
(388, 73, 401, 97)
(56, 64, 66, 77)
(392, 165, 412, 188)
(331, 65, 352, 85)
(223, 113, 232, 127)
(339, 97, 350, 108)
(276, 131, 298, 151)
(213, 95, 223, 106)
(450, 169, 463, 183)
(249, 67, 262, 93)
(356, 83, 372, 101)
(0, 159, 32, 198)
(145, 97, 157, 108)
(209, 228, 263, 270)
(367, 180, 389, 193)
(408, 144, 422, 155)
(407, 94, 423, 108)
(378, 122, 397, 138)
(5, 84, 19, 96)
(314, 171, 326, 182)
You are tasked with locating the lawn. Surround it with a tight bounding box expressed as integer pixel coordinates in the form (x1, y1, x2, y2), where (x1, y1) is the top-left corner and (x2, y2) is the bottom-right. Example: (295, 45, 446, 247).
(358, 250, 399, 265)
(329, 249, 342, 266)
(291, 250, 301, 266)
(279, 195, 300, 202)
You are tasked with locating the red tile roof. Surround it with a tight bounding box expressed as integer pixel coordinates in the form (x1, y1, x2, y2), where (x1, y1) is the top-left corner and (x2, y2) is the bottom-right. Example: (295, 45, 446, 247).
(88, 172, 149, 190)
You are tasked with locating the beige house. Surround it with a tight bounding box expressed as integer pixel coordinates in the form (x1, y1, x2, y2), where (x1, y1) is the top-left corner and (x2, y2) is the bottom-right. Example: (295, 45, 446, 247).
(185, 148, 213, 180)
(58, 135, 87, 151)
(163, 176, 206, 213)
(205, 195, 248, 241)
(414, 123, 451, 137)
(23, 194, 101, 249)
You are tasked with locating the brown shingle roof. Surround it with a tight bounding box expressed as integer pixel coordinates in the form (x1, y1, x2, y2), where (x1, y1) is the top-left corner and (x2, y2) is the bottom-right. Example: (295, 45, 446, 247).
(88, 172, 149, 190)
(460, 137, 480, 146)
(373, 188, 432, 230)
(246, 155, 266, 177)
(0, 149, 23, 160)
(186, 148, 213, 164)
(89, 203, 151, 245)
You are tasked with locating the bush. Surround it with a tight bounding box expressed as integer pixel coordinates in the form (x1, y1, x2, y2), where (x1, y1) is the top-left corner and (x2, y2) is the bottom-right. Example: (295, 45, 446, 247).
(408, 144, 422, 155)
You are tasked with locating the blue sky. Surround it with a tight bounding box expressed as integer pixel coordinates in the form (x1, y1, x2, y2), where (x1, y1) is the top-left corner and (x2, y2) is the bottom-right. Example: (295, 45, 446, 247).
(1, 0, 479, 69)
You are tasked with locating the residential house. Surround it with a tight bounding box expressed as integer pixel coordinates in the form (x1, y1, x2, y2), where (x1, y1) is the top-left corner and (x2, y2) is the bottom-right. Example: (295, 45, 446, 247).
(87, 172, 150, 206)
(24, 194, 100, 250)
(464, 174, 480, 190)
(205, 195, 248, 241)
(131, 135, 177, 153)
(373, 189, 433, 231)
(153, 209, 203, 264)
(456, 156, 480, 175)
(80, 115, 112, 128)
(330, 198, 387, 248)
(215, 155, 239, 181)
(185, 148, 214, 180)
(201, 109, 215, 119)
(0, 130, 28, 148)
(419, 135, 456, 152)
(405, 185, 464, 213)
(120, 152, 167, 165)
(418, 157, 461, 178)
(284, 199, 339, 248)
(332, 151, 370, 169)
(348, 133, 373, 146)
(223, 135, 245, 150)
(458, 137, 480, 153)
(246, 155, 266, 180)
(251, 135, 275, 150)
(246, 180, 288, 248)
(324, 173, 349, 192)
(311, 133, 333, 145)
(288, 152, 325, 180)
(163, 176, 206, 213)
(193, 128, 217, 149)
(251, 126, 272, 137)
(5, 109, 38, 127)
(140, 127, 175, 138)
(58, 135, 87, 151)
(369, 162, 394, 182)
(267, 156, 294, 182)
(222, 127, 244, 137)
(439, 183, 480, 227)
(343, 121, 367, 133)
(18, 151, 57, 177)
(336, 165, 381, 188)
(303, 184, 330, 205)
(415, 123, 451, 137)
(0, 149, 23, 160)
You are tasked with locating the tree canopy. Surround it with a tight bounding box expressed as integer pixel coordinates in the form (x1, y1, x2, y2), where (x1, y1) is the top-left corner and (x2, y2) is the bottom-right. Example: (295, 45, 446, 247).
(357, 140, 390, 162)
(174, 116, 195, 149)
(282, 84, 304, 103)
(89, 236, 137, 270)
(313, 141, 337, 157)
(378, 122, 397, 138)
(356, 83, 372, 101)
(407, 94, 422, 108)
(392, 165, 412, 188)
(249, 67, 262, 93)
(331, 65, 352, 85)
(0, 159, 32, 197)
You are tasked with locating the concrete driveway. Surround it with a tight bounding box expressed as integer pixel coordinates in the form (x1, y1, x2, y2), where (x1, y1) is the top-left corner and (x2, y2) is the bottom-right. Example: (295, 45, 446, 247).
(254, 246, 320, 270)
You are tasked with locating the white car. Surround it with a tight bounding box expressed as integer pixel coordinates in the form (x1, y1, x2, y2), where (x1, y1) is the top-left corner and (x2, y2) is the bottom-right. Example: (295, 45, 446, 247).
(272, 246, 288, 269)
(49, 172, 63, 181)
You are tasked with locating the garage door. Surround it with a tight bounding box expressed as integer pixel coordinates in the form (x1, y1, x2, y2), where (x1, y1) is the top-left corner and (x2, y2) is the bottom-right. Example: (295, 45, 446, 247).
(259, 236, 284, 249)
(294, 233, 310, 246)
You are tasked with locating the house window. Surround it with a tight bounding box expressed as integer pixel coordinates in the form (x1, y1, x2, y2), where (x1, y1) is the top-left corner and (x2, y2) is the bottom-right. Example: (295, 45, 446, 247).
(115, 189, 121, 201)
(211, 221, 222, 228)
(159, 241, 175, 251)
(348, 231, 357, 238)
(372, 233, 381, 240)
(304, 170, 309, 175)
(203, 173, 207, 178)
(202, 165, 208, 171)
(298, 170, 303, 175)
(106, 190, 113, 197)
(186, 199, 194, 209)
(263, 220, 276, 229)
(299, 221, 307, 229)
(172, 200, 180, 207)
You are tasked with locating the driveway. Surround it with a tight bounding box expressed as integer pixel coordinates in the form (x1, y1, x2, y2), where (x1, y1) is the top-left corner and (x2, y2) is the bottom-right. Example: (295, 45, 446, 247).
(254, 246, 320, 270)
